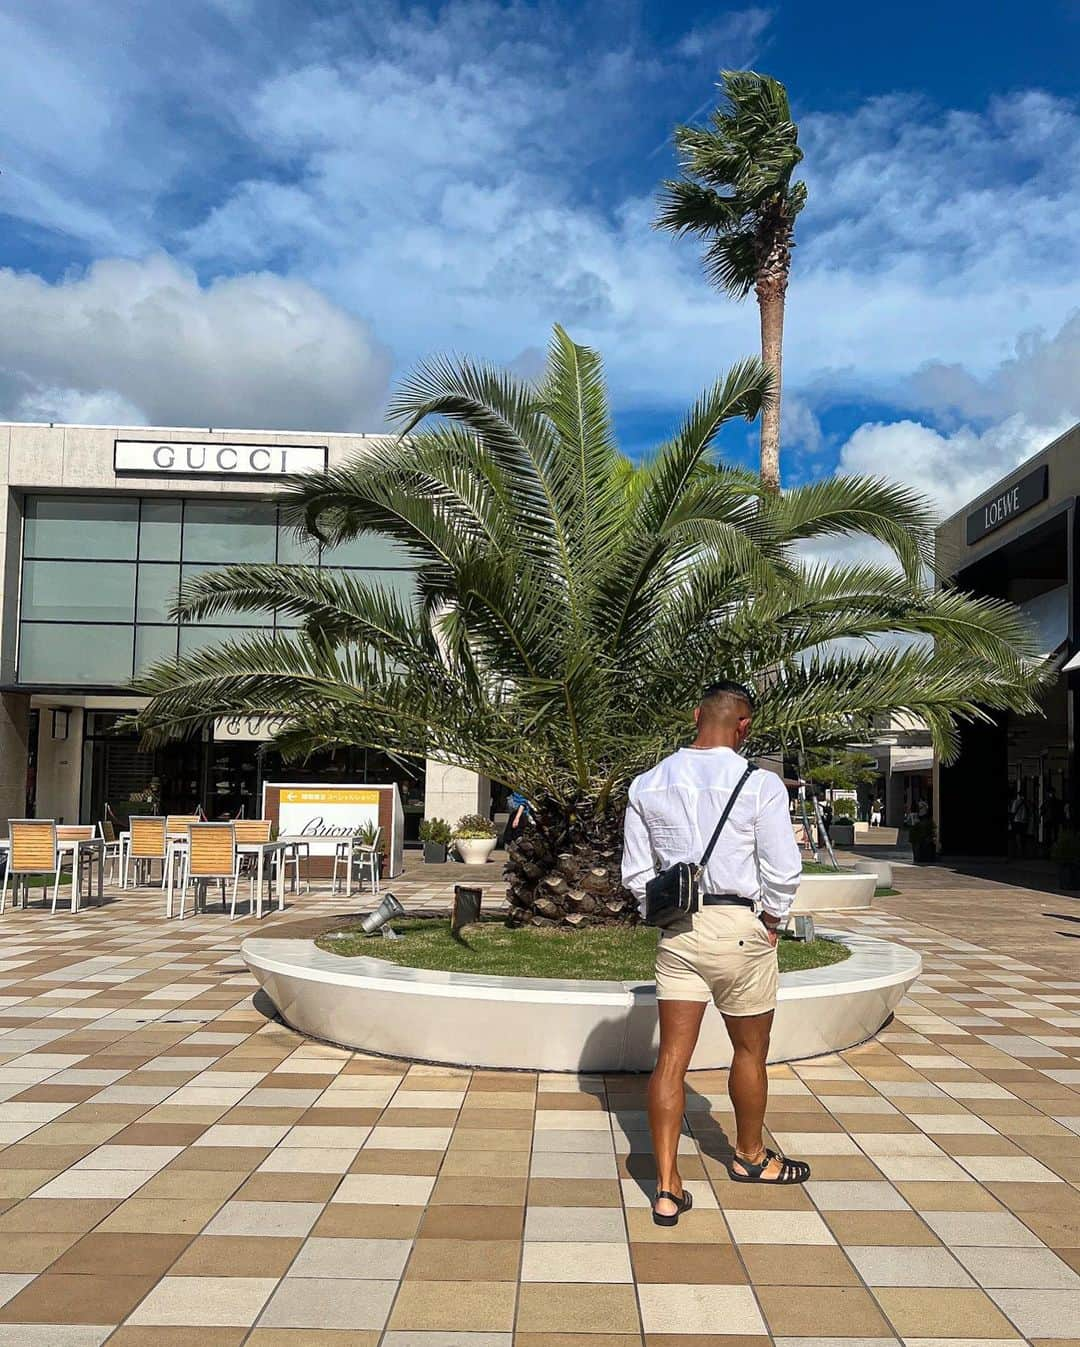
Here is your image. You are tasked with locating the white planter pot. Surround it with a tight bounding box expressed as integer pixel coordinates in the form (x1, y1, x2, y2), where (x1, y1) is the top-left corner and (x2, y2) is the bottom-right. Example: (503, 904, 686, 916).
(792, 870, 877, 912)
(454, 836, 497, 865)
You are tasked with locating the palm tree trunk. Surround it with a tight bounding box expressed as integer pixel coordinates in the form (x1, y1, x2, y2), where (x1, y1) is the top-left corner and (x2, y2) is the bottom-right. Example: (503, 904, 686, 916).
(504, 798, 637, 927)
(756, 280, 785, 494)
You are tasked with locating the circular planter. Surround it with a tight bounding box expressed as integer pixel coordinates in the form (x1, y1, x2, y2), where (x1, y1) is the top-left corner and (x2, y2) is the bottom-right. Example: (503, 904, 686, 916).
(853, 858, 893, 888)
(454, 836, 497, 864)
(791, 870, 877, 912)
(243, 928, 921, 1073)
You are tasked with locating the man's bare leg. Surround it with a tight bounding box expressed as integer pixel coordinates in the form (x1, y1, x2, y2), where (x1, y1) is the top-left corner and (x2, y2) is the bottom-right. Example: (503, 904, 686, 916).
(648, 999, 707, 1216)
(723, 1009, 784, 1180)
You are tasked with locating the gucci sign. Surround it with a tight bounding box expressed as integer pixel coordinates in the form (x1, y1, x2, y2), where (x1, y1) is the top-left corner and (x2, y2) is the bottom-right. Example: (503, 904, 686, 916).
(115, 439, 327, 478)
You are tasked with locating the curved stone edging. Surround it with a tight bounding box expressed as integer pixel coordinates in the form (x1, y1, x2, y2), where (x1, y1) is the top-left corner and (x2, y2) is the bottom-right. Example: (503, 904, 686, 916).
(242, 929, 921, 1072)
(792, 870, 877, 912)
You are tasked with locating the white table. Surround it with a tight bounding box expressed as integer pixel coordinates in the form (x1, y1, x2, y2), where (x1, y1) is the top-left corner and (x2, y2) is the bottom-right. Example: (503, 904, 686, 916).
(0, 836, 105, 912)
(164, 835, 309, 919)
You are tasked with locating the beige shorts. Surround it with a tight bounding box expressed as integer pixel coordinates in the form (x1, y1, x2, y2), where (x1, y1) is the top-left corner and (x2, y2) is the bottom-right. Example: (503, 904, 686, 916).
(654, 905, 778, 1016)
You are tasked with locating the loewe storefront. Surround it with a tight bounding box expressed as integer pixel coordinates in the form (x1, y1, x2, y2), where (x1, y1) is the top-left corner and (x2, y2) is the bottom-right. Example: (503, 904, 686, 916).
(0, 422, 486, 834)
(935, 422, 1080, 856)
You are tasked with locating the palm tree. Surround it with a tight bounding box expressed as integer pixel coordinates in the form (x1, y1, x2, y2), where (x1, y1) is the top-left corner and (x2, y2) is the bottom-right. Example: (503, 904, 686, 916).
(656, 69, 806, 493)
(132, 328, 1044, 927)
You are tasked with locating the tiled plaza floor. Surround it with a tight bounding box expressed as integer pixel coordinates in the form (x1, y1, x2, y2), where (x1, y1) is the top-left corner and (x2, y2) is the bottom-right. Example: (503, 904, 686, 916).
(0, 857, 1077, 1345)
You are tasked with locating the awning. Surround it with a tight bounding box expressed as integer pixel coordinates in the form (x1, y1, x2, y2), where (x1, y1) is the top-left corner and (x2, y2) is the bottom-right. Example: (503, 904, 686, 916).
(891, 753, 933, 774)
(1019, 585, 1069, 661)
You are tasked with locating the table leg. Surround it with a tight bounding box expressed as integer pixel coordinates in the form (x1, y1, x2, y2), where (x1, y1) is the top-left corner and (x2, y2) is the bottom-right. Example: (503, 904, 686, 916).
(97, 848, 103, 906)
(277, 846, 286, 911)
(256, 850, 265, 921)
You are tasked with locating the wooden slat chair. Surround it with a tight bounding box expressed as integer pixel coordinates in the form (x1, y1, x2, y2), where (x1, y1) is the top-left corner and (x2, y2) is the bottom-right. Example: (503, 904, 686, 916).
(51, 826, 97, 914)
(163, 815, 202, 891)
(124, 816, 167, 888)
(231, 819, 272, 918)
(98, 820, 123, 883)
(178, 823, 240, 919)
(2, 820, 61, 913)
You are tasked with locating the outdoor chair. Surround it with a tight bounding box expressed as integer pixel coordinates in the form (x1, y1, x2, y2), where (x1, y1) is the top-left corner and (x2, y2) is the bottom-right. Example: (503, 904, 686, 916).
(97, 820, 124, 882)
(332, 827, 382, 897)
(177, 822, 240, 919)
(230, 818, 272, 917)
(124, 815, 168, 887)
(52, 826, 97, 914)
(1, 820, 63, 912)
(163, 815, 201, 890)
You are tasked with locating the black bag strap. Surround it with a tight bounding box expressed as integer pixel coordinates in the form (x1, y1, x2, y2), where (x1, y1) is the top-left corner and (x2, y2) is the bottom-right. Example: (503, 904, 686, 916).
(698, 764, 756, 870)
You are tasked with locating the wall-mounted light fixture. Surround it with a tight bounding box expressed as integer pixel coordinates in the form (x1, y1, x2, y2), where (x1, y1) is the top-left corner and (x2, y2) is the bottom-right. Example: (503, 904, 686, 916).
(51, 709, 69, 741)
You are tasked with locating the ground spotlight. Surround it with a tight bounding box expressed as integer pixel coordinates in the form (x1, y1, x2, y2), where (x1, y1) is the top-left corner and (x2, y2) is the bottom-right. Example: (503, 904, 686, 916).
(360, 893, 405, 936)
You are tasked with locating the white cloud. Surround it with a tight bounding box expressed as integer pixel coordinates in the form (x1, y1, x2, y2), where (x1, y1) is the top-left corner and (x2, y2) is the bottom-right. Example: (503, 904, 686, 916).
(0, 0, 1077, 457)
(0, 255, 390, 430)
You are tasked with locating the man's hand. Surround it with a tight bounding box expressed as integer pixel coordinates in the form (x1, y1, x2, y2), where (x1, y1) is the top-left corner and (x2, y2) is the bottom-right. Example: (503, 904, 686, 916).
(761, 915, 780, 948)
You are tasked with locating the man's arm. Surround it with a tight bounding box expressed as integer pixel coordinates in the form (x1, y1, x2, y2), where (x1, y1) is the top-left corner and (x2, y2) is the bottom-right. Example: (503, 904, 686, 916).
(756, 775, 802, 925)
(621, 794, 654, 916)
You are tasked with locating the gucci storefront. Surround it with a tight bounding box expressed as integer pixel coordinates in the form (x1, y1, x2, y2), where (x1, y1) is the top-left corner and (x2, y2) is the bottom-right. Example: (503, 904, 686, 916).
(0, 423, 486, 836)
(935, 423, 1080, 856)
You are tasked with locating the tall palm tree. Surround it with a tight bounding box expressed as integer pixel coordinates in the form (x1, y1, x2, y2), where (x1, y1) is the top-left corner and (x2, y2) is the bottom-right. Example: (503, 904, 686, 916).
(132, 328, 1044, 927)
(656, 69, 806, 493)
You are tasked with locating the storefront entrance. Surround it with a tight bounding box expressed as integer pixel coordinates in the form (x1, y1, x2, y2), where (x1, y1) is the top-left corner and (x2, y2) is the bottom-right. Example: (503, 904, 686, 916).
(78, 711, 426, 842)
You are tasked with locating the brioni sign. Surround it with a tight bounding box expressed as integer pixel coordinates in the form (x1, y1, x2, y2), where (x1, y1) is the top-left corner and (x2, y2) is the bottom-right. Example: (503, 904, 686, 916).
(114, 439, 327, 478)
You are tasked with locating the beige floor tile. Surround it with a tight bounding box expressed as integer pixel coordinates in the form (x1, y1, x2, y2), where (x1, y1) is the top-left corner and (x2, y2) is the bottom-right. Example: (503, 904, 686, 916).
(874, 1287, 1020, 1337)
(389, 1278, 517, 1331)
(725, 1209, 835, 1245)
(127, 1274, 278, 1326)
(516, 1282, 640, 1334)
(638, 1283, 766, 1335)
(521, 1241, 632, 1282)
(258, 1276, 399, 1330)
(405, 1237, 520, 1281)
(756, 1285, 893, 1337)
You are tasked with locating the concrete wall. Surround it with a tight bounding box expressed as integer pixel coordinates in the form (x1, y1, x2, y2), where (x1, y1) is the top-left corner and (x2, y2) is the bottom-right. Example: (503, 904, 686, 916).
(34, 707, 83, 824)
(0, 694, 29, 823)
(936, 422, 1080, 577)
(423, 761, 490, 826)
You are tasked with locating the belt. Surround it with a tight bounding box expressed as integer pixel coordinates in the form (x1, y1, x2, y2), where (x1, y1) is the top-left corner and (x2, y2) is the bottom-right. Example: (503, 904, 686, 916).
(701, 893, 755, 909)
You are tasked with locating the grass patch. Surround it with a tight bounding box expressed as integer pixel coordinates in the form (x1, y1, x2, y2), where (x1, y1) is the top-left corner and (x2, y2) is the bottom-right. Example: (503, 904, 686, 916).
(316, 916, 850, 979)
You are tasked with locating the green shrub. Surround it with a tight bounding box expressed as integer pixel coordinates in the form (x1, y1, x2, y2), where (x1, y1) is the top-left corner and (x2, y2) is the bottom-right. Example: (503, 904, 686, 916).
(454, 813, 499, 839)
(419, 817, 453, 846)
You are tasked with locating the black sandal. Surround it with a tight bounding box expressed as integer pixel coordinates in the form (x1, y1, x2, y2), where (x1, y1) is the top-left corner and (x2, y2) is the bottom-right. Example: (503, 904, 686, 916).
(729, 1147, 811, 1185)
(652, 1187, 693, 1226)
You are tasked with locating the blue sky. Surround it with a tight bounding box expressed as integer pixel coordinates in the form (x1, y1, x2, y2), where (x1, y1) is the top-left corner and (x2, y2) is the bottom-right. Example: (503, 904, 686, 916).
(1, 0, 1078, 516)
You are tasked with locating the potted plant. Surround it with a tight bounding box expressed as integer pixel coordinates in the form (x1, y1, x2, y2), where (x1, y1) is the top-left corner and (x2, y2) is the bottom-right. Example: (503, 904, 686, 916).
(830, 815, 856, 846)
(909, 815, 937, 864)
(419, 817, 452, 864)
(358, 821, 384, 878)
(1051, 829, 1080, 889)
(453, 813, 499, 865)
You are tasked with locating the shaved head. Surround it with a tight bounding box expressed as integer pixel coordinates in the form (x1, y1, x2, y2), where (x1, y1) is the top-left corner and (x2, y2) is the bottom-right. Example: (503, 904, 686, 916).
(694, 679, 755, 747)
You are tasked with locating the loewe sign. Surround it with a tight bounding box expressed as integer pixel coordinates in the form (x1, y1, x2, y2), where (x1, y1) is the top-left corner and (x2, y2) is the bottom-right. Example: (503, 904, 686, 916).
(114, 439, 327, 478)
(966, 466, 1049, 545)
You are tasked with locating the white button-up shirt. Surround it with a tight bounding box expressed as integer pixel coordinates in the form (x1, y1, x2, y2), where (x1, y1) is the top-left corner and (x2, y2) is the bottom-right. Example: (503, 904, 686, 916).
(621, 746, 802, 920)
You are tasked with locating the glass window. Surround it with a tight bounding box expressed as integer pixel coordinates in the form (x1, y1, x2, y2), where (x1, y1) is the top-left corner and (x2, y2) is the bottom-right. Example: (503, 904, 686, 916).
(183, 501, 276, 563)
(24, 496, 138, 560)
(321, 532, 412, 568)
(181, 564, 274, 627)
(277, 519, 320, 565)
(323, 567, 415, 604)
(139, 499, 182, 561)
(179, 626, 256, 658)
(21, 560, 135, 623)
(135, 626, 179, 672)
(19, 623, 134, 684)
(136, 565, 181, 622)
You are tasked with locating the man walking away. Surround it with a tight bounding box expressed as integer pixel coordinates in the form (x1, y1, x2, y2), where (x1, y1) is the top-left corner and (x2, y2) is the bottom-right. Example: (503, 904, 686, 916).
(622, 680, 809, 1225)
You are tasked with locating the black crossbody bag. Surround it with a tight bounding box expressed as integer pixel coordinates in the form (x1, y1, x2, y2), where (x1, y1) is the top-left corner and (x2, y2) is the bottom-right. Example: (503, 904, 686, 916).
(643, 764, 756, 929)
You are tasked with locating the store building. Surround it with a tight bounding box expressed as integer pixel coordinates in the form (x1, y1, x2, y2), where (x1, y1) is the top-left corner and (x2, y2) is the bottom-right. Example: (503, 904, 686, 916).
(935, 422, 1080, 856)
(0, 422, 489, 837)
